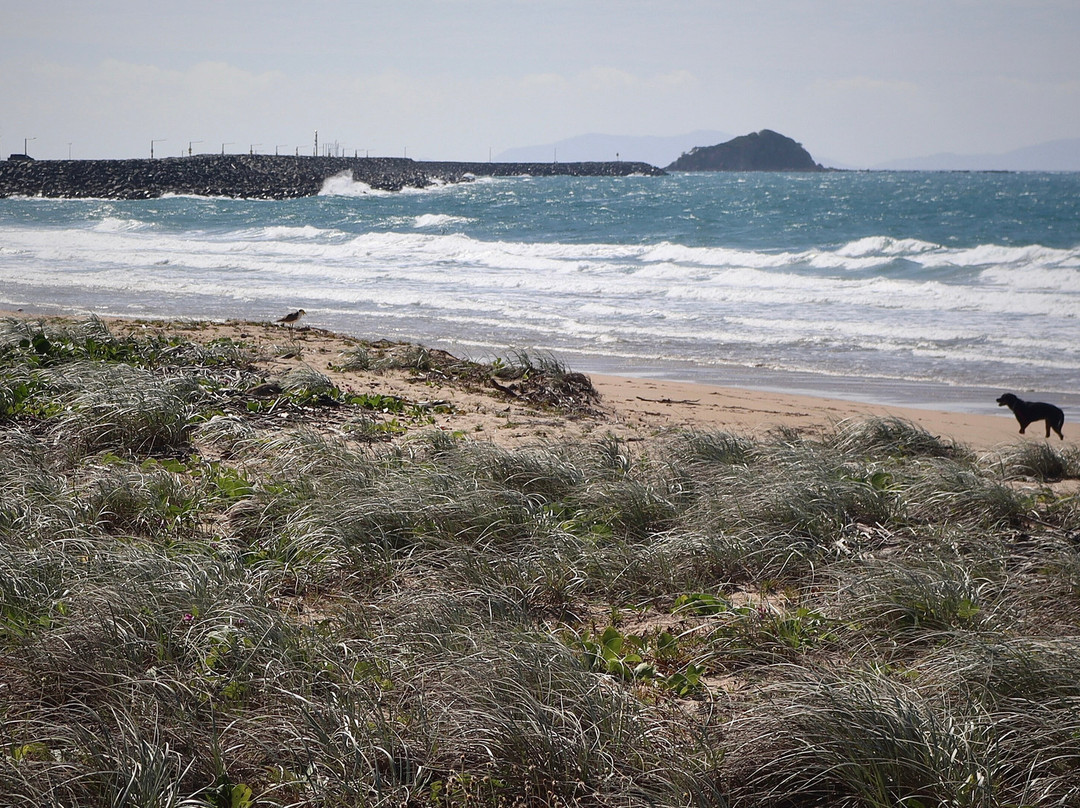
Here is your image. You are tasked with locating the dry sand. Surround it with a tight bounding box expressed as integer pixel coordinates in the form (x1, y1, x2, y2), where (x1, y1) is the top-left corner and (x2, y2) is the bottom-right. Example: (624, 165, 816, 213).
(588, 373, 1068, 451)
(79, 315, 1075, 454)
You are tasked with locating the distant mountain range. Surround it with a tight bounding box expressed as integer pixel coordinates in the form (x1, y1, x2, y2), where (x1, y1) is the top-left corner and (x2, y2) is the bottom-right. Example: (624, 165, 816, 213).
(495, 130, 731, 169)
(498, 132, 1080, 172)
(872, 138, 1080, 172)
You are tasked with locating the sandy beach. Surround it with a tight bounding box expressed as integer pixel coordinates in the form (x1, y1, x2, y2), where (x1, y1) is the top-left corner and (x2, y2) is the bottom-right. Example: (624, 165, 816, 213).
(79, 313, 1074, 453)
(589, 374, 1079, 451)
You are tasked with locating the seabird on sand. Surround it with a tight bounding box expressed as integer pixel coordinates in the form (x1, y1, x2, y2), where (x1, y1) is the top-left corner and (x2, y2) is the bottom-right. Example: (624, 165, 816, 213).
(276, 309, 306, 328)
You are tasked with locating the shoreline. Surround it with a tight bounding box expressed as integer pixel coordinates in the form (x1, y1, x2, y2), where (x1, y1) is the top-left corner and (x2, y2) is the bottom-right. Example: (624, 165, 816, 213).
(572, 356, 1074, 417)
(587, 372, 1074, 451)
(4, 309, 1073, 452)
(10, 302, 1076, 423)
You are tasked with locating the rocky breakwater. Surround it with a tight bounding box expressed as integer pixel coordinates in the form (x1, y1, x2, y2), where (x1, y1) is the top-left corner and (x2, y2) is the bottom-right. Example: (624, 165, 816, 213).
(417, 160, 665, 182)
(0, 154, 664, 199)
(0, 155, 432, 199)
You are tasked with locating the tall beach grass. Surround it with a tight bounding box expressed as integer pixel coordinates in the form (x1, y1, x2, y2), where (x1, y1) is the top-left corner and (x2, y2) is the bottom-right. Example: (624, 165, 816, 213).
(1, 317, 1078, 806)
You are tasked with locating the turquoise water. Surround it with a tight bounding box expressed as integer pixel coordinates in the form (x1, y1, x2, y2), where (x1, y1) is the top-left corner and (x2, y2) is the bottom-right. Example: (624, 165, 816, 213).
(1, 171, 1078, 409)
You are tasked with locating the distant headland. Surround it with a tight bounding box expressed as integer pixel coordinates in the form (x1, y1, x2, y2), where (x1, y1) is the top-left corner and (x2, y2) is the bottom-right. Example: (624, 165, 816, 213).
(666, 129, 825, 172)
(0, 154, 664, 199)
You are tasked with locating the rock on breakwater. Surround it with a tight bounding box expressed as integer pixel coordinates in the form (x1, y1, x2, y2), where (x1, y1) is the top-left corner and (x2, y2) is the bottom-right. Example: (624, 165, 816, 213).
(415, 160, 666, 182)
(0, 154, 664, 199)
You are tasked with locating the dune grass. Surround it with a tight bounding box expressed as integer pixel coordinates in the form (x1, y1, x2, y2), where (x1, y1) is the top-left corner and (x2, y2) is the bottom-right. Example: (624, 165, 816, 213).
(1, 317, 1078, 806)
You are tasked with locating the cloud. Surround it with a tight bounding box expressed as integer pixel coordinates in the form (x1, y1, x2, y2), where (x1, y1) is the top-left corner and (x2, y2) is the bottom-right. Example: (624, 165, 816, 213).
(581, 67, 638, 91)
(648, 70, 697, 91)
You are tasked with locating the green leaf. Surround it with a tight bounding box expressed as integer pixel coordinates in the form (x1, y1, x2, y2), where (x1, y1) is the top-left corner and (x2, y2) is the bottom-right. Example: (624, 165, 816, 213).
(870, 470, 893, 490)
(600, 625, 624, 654)
(674, 592, 730, 616)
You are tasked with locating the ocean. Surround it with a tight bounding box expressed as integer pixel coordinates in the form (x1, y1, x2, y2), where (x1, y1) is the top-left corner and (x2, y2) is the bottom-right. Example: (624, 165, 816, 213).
(1, 170, 1078, 414)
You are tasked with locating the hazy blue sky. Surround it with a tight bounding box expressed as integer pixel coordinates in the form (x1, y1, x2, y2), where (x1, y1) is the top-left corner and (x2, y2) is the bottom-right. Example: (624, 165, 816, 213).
(3, 0, 1078, 166)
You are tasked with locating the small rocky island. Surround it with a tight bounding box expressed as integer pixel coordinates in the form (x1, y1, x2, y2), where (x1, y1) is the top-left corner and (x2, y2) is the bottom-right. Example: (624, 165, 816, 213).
(0, 154, 664, 199)
(667, 129, 825, 172)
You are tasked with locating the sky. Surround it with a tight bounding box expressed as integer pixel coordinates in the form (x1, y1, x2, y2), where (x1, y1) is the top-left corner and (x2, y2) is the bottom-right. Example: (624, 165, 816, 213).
(2, 0, 1079, 167)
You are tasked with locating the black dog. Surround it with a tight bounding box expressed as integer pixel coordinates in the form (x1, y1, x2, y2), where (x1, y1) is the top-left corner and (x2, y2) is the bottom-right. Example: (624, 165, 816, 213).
(996, 393, 1065, 439)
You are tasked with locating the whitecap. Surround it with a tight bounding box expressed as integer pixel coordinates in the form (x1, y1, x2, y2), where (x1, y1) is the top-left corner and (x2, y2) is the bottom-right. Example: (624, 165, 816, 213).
(412, 213, 473, 229)
(92, 217, 154, 233)
(317, 171, 391, 197)
(835, 236, 941, 258)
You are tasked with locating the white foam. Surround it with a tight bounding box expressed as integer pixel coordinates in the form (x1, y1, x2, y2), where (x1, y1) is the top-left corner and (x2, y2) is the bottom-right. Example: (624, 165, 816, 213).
(979, 264, 1080, 293)
(317, 171, 391, 197)
(412, 213, 473, 229)
(835, 236, 940, 258)
(91, 217, 155, 233)
(244, 224, 334, 241)
(3, 221, 1074, 323)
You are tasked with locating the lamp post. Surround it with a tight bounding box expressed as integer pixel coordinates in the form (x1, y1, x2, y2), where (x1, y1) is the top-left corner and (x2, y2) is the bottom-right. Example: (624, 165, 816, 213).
(275, 144, 289, 156)
(249, 143, 261, 155)
(151, 139, 166, 159)
(24, 137, 36, 157)
(188, 140, 203, 156)
(221, 142, 233, 155)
